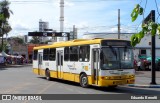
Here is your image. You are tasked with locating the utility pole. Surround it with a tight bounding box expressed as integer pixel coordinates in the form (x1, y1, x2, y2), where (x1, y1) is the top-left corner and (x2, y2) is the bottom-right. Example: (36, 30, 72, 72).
(118, 9, 120, 39)
(73, 25, 75, 39)
(60, 0, 64, 32)
(143, 10, 156, 85)
(150, 10, 156, 85)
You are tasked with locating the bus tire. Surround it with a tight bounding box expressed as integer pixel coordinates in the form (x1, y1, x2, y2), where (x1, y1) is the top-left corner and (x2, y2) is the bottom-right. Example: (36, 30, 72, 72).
(80, 74, 88, 88)
(45, 69, 51, 81)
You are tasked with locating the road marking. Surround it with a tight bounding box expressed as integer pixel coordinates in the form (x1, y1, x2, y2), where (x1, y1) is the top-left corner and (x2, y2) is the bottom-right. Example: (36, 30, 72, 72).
(59, 84, 87, 94)
(37, 82, 56, 94)
(59, 84, 75, 92)
(22, 82, 57, 103)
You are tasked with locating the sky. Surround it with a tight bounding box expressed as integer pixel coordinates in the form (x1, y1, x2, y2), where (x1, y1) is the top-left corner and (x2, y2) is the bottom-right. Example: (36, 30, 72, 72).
(2, 0, 160, 38)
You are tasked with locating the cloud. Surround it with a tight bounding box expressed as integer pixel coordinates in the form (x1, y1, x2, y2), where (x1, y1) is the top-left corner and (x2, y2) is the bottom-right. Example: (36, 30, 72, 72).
(10, 20, 31, 31)
(77, 25, 135, 38)
(8, 20, 38, 37)
(76, 22, 89, 28)
(7, 0, 139, 38)
(65, 0, 74, 7)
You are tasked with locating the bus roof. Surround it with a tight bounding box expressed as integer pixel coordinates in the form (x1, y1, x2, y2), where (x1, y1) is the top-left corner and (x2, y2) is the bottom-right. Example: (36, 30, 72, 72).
(33, 38, 129, 50)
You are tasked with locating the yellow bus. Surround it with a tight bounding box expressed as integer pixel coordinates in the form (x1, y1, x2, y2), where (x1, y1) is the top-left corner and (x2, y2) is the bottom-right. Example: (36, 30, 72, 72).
(32, 38, 135, 88)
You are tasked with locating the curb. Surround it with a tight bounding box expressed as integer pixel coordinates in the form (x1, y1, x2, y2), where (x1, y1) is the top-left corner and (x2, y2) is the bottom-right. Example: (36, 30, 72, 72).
(128, 84, 160, 88)
(0, 64, 32, 68)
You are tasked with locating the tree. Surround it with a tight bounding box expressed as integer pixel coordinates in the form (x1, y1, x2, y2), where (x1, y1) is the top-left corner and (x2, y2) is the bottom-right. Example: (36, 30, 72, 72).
(0, 42, 7, 52)
(130, 0, 160, 47)
(0, 0, 13, 52)
(30, 36, 41, 44)
(2, 21, 12, 35)
(44, 40, 52, 44)
(12, 37, 24, 44)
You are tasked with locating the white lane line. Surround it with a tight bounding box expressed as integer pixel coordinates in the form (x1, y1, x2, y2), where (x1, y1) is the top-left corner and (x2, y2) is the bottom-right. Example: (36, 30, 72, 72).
(37, 82, 56, 94)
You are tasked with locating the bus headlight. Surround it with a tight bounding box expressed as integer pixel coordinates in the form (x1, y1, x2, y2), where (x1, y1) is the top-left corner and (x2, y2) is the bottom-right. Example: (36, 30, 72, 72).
(130, 75, 134, 78)
(101, 76, 109, 79)
(105, 77, 108, 79)
(105, 76, 111, 80)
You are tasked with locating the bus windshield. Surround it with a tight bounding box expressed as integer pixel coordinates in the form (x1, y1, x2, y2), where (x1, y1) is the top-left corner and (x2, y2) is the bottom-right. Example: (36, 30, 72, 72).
(100, 47, 133, 69)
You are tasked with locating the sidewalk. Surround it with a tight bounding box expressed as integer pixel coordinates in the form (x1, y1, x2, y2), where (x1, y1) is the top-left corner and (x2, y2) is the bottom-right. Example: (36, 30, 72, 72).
(128, 71, 160, 88)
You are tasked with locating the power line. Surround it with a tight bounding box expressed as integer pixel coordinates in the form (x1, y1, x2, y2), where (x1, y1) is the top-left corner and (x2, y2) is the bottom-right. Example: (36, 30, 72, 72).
(69, 0, 130, 2)
(10, 0, 48, 4)
(10, 0, 130, 3)
(11, 0, 46, 2)
(155, 0, 160, 21)
(134, 0, 148, 33)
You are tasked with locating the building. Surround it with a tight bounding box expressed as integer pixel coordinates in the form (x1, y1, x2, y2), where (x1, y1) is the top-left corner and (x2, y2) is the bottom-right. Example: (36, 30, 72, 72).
(39, 19, 49, 42)
(83, 33, 160, 61)
(27, 44, 46, 62)
(7, 37, 28, 58)
(39, 19, 49, 32)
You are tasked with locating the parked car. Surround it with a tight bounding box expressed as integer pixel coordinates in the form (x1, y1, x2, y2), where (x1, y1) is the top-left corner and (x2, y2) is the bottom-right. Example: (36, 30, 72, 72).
(146, 57, 160, 71)
(138, 55, 148, 71)
(138, 56, 160, 71)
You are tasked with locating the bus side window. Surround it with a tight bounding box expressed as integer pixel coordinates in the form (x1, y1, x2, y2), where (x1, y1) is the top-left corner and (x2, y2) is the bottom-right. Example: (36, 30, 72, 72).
(33, 50, 38, 60)
(49, 48, 56, 61)
(64, 47, 69, 61)
(79, 45, 90, 62)
(70, 46, 78, 61)
(43, 49, 49, 61)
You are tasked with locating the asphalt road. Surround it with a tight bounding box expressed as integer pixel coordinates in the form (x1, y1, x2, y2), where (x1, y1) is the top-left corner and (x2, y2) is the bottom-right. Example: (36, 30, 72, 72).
(0, 65, 160, 95)
(0, 65, 160, 103)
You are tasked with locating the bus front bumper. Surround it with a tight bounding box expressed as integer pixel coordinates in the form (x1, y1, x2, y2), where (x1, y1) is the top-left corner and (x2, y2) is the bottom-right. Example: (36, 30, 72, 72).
(98, 78, 135, 86)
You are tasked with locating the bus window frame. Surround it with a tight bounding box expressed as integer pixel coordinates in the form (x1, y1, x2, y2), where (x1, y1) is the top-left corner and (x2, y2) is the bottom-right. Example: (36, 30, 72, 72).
(79, 45, 90, 62)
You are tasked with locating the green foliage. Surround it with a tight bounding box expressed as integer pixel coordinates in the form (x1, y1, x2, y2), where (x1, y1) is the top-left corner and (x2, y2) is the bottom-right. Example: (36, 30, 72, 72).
(131, 34, 138, 47)
(12, 37, 24, 44)
(44, 40, 52, 44)
(0, 42, 7, 52)
(16, 38, 24, 44)
(131, 4, 143, 22)
(131, 22, 159, 47)
(157, 25, 160, 35)
(0, 0, 12, 20)
(131, 3, 160, 47)
(0, 0, 12, 51)
(30, 36, 41, 44)
(3, 21, 12, 34)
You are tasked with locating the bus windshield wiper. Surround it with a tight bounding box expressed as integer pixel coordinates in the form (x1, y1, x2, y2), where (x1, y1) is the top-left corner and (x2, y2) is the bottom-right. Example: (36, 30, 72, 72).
(109, 46, 117, 60)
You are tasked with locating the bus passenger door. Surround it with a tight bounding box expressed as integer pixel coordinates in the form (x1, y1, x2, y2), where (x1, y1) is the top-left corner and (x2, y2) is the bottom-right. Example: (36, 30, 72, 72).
(92, 49, 100, 85)
(38, 52, 43, 75)
(57, 50, 63, 78)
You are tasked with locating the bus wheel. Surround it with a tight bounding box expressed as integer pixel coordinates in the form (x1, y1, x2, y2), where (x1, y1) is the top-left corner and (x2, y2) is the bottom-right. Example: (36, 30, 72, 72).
(45, 69, 51, 81)
(80, 74, 88, 88)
